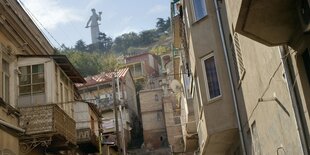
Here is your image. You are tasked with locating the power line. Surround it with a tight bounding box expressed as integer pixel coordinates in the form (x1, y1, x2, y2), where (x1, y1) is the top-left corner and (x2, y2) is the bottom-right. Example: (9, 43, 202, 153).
(18, 0, 62, 48)
(243, 50, 293, 128)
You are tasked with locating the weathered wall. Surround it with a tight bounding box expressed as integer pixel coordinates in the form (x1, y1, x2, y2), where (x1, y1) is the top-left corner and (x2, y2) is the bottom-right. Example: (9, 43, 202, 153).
(140, 89, 169, 150)
(182, 0, 238, 153)
(222, 0, 304, 154)
(0, 109, 19, 155)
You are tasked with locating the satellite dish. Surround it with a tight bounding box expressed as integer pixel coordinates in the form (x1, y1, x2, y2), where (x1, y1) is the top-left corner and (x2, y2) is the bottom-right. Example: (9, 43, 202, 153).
(170, 79, 183, 93)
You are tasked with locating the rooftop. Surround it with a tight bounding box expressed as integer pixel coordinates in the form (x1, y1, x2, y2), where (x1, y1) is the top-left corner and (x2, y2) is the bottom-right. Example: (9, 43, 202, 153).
(76, 68, 129, 88)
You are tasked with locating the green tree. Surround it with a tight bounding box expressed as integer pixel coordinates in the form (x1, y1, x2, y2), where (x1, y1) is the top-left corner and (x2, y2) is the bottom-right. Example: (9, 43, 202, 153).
(62, 50, 103, 76)
(139, 29, 157, 46)
(150, 45, 170, 55)
(156, 17, 171, 33)
(112, 32, 140, 53)
(74, 39, 87, 52)
(101, 53, 120, 72)
(156, 18, 166, 33)
(98, 32, 113, 52)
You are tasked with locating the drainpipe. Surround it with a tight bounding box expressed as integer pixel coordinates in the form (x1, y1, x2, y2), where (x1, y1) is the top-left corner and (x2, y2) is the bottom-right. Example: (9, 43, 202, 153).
(213, 0, 247, 154)
(279, 46, 308, 155)
(0, 119, 25, 133)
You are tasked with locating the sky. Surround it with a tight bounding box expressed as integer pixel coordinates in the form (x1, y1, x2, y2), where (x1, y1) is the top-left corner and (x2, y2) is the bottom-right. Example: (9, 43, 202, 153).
(18, 0, 170, 48)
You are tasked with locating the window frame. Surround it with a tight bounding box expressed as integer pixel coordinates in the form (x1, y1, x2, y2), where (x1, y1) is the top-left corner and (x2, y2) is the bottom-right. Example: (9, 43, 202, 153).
(2, 59, 10, 103)
(190, 0, 208, 22)
(19, 64, 45, 96)
(201, 53, 222, 101)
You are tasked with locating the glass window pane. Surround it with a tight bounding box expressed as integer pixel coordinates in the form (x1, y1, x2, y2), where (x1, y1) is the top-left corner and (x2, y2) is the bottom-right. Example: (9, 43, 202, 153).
(20, 75, 31, 85)
(193, 0, 207, 20)
(32, 73, 44, 84)
(20, 85, 31, 95)
(135, 63, 142, 76)
(32, 64, 44, 73)
(19, 66, 30, 75)
(4, 74, 9, 102)
(32, 84, 45, 93)
(204, 56, 220, 98)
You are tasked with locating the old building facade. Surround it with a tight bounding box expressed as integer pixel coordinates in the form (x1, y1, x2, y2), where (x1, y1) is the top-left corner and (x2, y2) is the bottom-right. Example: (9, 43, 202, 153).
(124, 53, 160, 89)
(17, 55, 86, 154)
(77, 68, 138, 154)
(0, 0, 56, 154)
(171, 0, 310, 154)
(74, 101, 101, 154)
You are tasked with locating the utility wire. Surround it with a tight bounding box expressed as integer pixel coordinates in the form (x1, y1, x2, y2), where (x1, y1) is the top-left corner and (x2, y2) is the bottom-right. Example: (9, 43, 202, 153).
(18, 0, 62, 48)
(243, 50, 294, 128)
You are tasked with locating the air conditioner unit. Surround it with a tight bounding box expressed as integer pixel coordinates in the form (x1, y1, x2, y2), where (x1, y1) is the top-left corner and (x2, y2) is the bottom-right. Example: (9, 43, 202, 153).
(298, 0, 310, 32)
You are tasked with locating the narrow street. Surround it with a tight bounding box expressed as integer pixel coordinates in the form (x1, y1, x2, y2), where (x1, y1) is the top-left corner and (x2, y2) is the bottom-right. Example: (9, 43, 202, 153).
(0, 0, 310, 155)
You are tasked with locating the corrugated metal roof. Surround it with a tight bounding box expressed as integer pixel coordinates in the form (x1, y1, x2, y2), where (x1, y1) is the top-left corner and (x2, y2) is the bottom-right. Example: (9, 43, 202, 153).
(76, 68, 129, 88)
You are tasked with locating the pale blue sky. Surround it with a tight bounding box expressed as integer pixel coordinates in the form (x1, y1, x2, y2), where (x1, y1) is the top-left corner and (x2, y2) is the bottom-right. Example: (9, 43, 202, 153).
(19, 0, 170, 48)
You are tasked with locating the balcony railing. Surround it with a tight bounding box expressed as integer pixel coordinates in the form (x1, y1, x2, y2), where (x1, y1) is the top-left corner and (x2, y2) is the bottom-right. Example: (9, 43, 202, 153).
(19, 104, 76, 145)
(77, 128, 98, 143)
(98, 98, 114, 111)
(76, 128, 99, 153)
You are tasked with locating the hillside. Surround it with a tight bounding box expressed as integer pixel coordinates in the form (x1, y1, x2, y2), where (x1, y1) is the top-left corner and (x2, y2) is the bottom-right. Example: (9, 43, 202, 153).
(57, 17, 172, 77)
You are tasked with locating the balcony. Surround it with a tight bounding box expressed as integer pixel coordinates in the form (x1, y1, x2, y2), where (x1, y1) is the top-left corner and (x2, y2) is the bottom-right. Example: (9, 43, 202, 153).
(19, 104, 76, 152)
(235, 0, 310, 49)
(76, 128, 99, 153)
(98, 98, 114, 112)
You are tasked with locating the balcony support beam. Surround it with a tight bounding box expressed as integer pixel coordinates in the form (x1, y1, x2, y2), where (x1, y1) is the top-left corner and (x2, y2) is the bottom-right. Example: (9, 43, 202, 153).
(20, 136, 52, 155)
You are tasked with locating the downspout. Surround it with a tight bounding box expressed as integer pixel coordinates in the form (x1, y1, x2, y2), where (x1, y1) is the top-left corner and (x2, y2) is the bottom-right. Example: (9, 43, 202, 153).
(213, 0, 247, 154)
(279, 46, 308, 155)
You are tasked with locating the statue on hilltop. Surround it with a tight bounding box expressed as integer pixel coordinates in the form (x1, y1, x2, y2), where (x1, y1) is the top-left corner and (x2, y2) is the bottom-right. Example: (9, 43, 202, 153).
(86, 8, 102, 44)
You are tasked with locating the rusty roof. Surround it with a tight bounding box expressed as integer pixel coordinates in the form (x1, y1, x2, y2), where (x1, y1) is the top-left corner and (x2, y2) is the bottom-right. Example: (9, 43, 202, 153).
(76, 68, 129, 88)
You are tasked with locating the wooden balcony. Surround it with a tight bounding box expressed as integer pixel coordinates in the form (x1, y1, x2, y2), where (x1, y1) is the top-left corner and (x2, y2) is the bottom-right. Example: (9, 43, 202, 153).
(19, 104, 76, 152)
(236, 0, 309, 49)
(76, 128, 99, 153)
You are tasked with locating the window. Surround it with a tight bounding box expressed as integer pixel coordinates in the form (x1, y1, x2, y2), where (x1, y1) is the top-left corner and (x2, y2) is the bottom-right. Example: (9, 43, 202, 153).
(19, 64, 44, 95)
(202, 54, 221, 99)
(191, 0, 207, 21)
(182, 64, 192, 99)
(2, 59, 9, 103)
